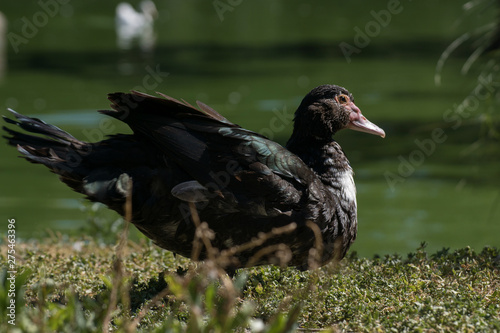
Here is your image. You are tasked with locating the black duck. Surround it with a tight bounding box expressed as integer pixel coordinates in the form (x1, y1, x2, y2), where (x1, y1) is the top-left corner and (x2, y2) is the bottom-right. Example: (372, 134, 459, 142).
(3, 84, 385, 269)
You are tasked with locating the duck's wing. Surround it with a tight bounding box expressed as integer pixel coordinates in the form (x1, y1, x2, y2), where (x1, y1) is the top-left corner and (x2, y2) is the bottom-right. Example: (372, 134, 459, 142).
(102, 91, 324, 214)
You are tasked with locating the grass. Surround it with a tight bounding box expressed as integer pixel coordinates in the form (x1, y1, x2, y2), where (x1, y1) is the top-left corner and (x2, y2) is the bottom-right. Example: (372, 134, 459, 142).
(1, 225, 499, 332)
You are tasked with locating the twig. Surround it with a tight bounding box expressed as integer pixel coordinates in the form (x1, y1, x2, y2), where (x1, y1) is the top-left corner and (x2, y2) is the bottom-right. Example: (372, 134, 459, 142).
(189, 202, 217, 261)
(245, 243, 292, 268)
(127, 287, 171, 331)
(221, 223, 297, 259)
(102, 179, 132, 333)
(306, 220, 324, 270)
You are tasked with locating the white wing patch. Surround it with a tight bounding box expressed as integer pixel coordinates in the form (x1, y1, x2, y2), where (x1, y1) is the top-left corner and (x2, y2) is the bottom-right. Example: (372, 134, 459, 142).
(339, 171, 357, 204)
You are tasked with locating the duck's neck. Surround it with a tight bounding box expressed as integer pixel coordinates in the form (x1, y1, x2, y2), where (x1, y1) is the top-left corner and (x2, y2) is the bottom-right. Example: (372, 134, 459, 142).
(286, 134, 356, 205)
(287, 132, 358, 263)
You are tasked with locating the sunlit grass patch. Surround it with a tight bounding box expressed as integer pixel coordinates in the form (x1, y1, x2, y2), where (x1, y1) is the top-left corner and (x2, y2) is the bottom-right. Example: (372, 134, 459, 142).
(1, 235, 499, 332)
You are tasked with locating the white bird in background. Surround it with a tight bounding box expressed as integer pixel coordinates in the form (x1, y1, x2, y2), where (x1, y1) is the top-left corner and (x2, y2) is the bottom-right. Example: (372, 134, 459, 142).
(115, 1, 158, 52)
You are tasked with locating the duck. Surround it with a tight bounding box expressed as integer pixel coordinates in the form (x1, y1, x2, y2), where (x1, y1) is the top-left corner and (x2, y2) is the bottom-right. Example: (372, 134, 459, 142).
(3, 85, 385, 270)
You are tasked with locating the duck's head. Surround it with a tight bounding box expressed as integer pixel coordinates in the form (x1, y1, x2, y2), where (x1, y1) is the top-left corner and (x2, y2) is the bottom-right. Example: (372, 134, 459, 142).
(293, 84, 385, 139)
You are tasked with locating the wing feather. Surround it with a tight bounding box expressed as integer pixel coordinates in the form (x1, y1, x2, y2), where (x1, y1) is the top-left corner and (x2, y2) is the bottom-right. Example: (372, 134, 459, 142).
(100, 91, 320, 211)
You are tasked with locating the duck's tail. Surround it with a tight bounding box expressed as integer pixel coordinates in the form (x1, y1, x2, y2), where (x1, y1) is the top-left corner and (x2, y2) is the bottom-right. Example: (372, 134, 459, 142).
(3, 109, 91, 192)
(2, 108, 175, 216)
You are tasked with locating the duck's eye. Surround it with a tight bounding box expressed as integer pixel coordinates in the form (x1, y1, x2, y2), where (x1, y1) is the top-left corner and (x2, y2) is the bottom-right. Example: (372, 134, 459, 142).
(336, 94, 350, 104)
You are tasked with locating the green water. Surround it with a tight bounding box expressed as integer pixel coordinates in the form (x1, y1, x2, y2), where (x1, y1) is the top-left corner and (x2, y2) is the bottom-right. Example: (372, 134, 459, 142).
(1, 0, 499, 257)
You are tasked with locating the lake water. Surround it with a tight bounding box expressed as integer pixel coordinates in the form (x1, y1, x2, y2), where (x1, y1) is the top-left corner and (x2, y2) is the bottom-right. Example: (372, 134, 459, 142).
(1, 0, 499, 257)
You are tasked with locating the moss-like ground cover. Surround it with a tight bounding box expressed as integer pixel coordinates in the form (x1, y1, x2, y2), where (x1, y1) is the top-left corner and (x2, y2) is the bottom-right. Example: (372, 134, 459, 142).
(1, 232, 499, 332)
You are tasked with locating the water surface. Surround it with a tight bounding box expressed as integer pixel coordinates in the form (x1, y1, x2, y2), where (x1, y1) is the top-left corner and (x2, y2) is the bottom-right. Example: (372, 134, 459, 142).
(1, 1, 498, 257)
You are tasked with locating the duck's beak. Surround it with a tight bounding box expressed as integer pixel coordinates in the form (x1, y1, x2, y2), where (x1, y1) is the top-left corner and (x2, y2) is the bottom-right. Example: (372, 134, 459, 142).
(346, 102, 385, 138)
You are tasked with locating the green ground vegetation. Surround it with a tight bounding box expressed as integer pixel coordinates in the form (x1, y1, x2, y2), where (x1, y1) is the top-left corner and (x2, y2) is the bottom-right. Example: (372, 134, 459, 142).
(1, 230, 499, 332)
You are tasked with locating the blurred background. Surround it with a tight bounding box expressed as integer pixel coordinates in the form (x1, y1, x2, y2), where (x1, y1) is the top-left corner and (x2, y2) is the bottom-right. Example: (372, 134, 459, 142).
(0, 0, 499, 257)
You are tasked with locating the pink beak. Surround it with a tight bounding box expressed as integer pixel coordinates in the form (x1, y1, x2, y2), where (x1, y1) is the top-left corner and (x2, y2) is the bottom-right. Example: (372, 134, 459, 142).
(346, 102, 385, 138)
